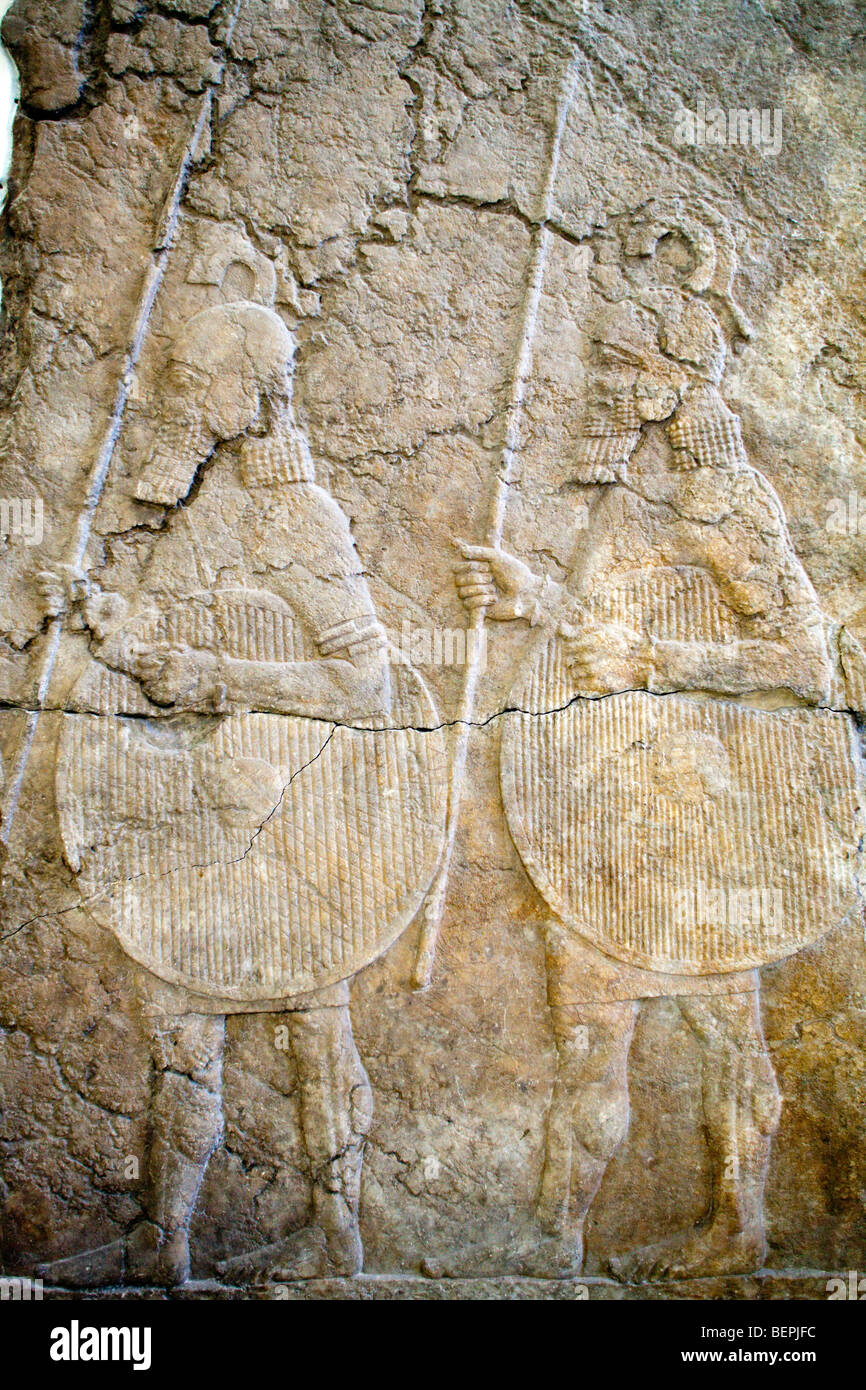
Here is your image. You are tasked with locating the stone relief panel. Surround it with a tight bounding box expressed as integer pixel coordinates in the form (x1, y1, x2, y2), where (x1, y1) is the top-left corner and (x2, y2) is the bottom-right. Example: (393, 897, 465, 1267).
(0, 0, 865, 1300)
(39, 297, 448, 1283)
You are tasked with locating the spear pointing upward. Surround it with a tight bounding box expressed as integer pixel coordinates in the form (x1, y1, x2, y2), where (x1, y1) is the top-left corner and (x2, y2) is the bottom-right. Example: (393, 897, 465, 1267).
(0, 2, 245, 848)
(411, 49, 584, 989)
(0, 92, 213, 847)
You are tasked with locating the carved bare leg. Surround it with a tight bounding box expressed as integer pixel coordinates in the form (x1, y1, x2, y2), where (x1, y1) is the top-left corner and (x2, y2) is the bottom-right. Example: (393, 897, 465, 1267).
(283, 997, 372, 1277)
(609, 989, 780, 1283)
(218, 987, 372, 1283)
(127, 1011, 226, 1286)
(523, 999, 637, 1276)
(36, 1009, 225, 1289)
(423, 960, 637, 1279)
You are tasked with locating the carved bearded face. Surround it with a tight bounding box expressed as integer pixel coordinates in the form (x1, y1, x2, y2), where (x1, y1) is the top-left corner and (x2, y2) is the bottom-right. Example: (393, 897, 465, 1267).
(136, 303, 295, 507)
(575, 302, 689, 483)
(166, 339, 264, 440)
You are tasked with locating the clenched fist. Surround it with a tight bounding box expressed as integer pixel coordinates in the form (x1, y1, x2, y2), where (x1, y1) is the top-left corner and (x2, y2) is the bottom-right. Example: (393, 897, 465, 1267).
(130, 642, 224, 711)
(453, 539, 542, 621)
(559, 618, 652, 694)
(36, 564, 89, 619)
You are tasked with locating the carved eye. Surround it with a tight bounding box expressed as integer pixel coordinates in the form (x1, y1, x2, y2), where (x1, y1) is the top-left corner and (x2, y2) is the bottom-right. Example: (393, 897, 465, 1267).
(221, 260, 257, 302)
(597, 345, 639, 368)
(169, 363, 201, 392)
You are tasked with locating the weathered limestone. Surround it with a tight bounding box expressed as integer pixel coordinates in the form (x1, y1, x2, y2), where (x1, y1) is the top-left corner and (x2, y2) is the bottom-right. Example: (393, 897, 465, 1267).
(0, 0, 865, 1299)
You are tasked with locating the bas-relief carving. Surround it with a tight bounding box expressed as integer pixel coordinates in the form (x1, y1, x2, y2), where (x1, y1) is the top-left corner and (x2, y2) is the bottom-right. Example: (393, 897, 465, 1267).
(32, 197, 865, 1289)
(37, 292, 449, 1284)
(2, 73, 862, 1286)
(451, 200, 865, 1280)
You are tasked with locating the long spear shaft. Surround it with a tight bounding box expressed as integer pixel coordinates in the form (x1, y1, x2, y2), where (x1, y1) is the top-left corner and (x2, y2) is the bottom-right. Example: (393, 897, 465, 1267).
(1, 0, 248, 846)
(0, 93, 213, 845)
(411, 50, 582, 989)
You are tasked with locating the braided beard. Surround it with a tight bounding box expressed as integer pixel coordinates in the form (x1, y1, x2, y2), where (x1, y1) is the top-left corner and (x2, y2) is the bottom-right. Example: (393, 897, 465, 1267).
(240, 427, 314, 488)
(135, 419, 212, 506)
(574, 405, 641, 483)
(667, 408, 747, 471)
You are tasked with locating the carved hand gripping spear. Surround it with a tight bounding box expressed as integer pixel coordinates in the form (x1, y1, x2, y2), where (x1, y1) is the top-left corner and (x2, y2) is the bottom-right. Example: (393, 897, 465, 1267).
(0, 1, 248, 851)
(0, 95, 214, 846)
(411, 50, 583, 989)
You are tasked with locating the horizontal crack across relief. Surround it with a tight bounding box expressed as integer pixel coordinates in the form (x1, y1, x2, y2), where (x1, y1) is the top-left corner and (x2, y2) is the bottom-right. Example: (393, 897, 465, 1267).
(2, 0, 865, 1305)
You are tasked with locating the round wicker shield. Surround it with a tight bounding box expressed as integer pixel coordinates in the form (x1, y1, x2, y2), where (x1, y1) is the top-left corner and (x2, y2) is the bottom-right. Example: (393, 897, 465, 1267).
(501, 634, 864, 974)
(57, 590, 448, 1002)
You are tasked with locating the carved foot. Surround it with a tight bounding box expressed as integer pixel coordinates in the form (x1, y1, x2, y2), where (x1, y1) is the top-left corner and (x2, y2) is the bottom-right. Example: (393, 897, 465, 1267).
(517, 1232, 583, 1279)
(36, 1239, 125, 1289)
(34, 1222, 191, 1289)
(423, 1229, 582, 1280)
(607, 1222, 766, 1284)
(216, 1222, 362, 1284)
(126, 1221, 191, 1286)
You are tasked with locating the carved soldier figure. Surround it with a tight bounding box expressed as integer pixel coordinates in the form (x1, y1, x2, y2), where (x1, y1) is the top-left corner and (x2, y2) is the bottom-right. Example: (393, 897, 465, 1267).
(39, 300, 446, 1286)
(455, 205, 863, 1281)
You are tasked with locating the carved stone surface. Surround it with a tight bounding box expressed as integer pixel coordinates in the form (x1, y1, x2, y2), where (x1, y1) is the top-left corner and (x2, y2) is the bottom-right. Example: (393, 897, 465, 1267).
(1, 0, 865, 1300)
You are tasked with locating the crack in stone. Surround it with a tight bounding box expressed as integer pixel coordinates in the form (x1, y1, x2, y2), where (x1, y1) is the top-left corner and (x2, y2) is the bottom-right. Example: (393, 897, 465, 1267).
(411, 186, 591, 250)
(0, 0, 246, 846)
(3, 684, 862, 734)
(4, 687, 860, 944)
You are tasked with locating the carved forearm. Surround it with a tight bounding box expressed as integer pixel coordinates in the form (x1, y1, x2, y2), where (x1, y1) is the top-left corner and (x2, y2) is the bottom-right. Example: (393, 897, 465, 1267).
(527, 576, 567, 626)
(649, 638, 831, 704)
(218, 654, 391, 722)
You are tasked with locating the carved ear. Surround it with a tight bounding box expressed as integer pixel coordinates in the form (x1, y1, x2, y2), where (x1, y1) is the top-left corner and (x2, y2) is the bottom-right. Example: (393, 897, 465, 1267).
(689, 201, 754, 339)
(637, 198, 754, 341)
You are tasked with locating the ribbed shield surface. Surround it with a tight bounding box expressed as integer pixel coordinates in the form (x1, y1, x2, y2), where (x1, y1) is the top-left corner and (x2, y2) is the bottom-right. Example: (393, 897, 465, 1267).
(57, 590, 448, 1001)
(502, 633, 864, 974)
